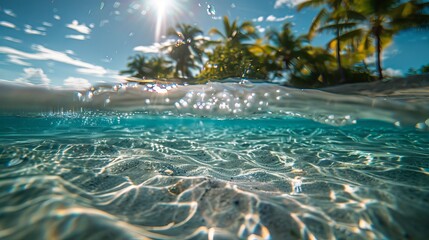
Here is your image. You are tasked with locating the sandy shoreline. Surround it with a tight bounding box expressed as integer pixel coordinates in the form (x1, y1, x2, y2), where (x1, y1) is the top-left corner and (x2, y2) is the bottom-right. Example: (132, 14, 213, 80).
(321, 74, 429, 98)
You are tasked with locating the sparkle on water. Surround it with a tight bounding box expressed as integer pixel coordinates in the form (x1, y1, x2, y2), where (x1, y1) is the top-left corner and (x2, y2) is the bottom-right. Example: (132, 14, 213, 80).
(1, 80, 429, 239)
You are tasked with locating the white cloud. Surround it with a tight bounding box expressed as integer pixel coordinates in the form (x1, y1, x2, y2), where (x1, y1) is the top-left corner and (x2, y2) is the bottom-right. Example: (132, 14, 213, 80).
(76, 67, 107, 76)
(63, 77, 91, 90)
(383, 68, 403, 77)
(43, 22, 53, 27)
(4, 9, 16, 17)
(4, 36, 22, 43)
(0, 21, 17, 29)
(266, 14, 294, 22)
(365, 47, 398, 64)
(15, 68, 50, 86)
(252, 15, 294, 22)
(134, 45, 161, 53)
(36, 26, 47, 31)
(252, 16, 264, 22)
(24, 28, 46, 35)
(274, 0, 306, 8)
(256, 25, 266, 33)
(8, 55, 31, 66)
(24, 25, 46, 35)
(54, 15, 61, 20)
(0, 45, 113, 78)
(66, 20, 91, 34)
(133, 39, 176, 54)
(65, 35, 88, 40)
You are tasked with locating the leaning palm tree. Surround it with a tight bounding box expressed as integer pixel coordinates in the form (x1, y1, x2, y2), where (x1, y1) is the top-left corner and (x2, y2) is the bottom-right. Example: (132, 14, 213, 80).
(353, 0, 429, 79)
(298, 0, 358, 83)
(209, 16, 257, 47)
(166, 24, 205, 79)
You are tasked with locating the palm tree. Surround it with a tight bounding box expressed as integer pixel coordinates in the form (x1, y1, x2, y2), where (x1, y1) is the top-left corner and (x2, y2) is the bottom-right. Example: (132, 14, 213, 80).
(200, 16, 267, 80)
(209, 16, 257, 47)
(298, 0, 357, 83)
(353, 0, 429, 79)
(293, 46, 336, 86)
(264, 22, 307, 75)
(166, 24, 205, 79)
(147, 56, 173, 79)
(120, 54, 172, 79)
(120, 54, 152, 79)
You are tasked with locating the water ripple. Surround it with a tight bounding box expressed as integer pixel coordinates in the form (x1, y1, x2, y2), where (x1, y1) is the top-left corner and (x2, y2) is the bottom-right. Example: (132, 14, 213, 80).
(1, 117, 429, 239)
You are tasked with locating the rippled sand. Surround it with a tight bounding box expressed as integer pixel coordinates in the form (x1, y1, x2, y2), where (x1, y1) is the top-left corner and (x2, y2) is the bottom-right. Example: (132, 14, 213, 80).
(1, 115, 429, 239)
(1, 80, 429, 239)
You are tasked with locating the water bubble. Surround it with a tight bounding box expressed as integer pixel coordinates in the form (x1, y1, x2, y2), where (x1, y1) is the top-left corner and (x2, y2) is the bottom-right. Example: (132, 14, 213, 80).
(207, 4, 216, 16)
(100, 2, 105, 10)
(175, 39, 184, 47)
(113, 2, 120, 8)
(416, 122, 426, 130)
(76, 92, 83, 100)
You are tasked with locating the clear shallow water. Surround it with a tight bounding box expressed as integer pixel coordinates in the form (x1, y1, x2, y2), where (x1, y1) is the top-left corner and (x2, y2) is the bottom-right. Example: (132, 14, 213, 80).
(1, 82, 429, 240)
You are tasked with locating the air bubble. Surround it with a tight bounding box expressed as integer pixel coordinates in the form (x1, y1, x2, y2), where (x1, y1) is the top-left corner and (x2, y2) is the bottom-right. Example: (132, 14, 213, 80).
(207, 4, 216, 16)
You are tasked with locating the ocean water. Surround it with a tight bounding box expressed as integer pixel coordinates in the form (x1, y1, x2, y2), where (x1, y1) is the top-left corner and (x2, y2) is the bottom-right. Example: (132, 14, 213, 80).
(1, 81, 429, 240)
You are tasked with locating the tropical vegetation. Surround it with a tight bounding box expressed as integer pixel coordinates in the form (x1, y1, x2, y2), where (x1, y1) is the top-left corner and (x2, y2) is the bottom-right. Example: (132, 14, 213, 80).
(121, 0, 429, 87)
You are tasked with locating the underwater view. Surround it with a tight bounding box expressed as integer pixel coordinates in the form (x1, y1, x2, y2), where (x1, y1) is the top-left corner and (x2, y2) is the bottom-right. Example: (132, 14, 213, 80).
(1, 0, 429, 239)
(1, 81, 429, 240)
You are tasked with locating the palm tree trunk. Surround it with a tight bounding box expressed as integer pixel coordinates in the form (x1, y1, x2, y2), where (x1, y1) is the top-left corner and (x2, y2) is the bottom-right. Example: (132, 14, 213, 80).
(336, 23, 346, 83)
(376, 32, 383, 80)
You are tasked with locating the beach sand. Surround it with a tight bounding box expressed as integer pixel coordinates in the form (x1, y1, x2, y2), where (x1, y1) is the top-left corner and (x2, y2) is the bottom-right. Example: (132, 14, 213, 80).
(322, 74, 429, 101)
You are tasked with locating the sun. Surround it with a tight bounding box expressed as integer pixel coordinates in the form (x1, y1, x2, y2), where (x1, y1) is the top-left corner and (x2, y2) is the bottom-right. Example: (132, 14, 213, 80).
(148, 0, 176, 41)
(152, 0, 171, 17)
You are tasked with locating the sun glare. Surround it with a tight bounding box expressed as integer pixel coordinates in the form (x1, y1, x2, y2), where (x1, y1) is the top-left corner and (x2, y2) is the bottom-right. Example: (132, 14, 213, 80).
(154, 0, 169, 16)
(150, 0, 174, 41)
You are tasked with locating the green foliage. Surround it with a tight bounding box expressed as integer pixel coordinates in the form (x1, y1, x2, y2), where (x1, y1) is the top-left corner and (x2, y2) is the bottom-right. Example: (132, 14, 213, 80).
(209, 16, 257, 47)
(352, 0, 429, 79)
(197, 44, 269, 81)
(121, 1, 429, 88)
(408, 64, 429, 75)
(120, 54, 173, 79)
(166, 24, 205, 79)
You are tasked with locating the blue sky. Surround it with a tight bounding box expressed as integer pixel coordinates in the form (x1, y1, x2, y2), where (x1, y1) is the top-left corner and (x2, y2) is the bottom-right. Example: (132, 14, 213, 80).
(0, 0, 428, 88)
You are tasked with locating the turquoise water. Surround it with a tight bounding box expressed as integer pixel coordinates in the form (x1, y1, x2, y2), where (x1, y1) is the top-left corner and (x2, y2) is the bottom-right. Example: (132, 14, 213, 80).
(1, 82, 429, 239)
